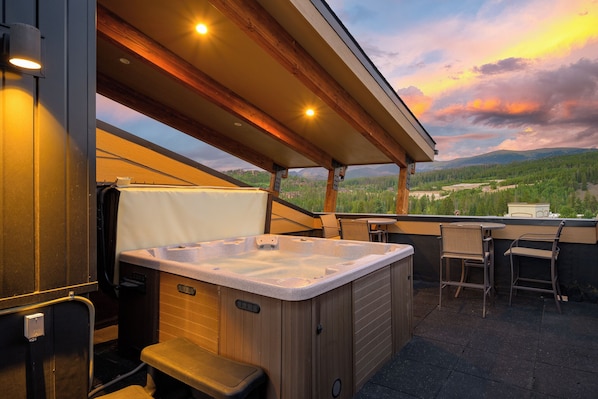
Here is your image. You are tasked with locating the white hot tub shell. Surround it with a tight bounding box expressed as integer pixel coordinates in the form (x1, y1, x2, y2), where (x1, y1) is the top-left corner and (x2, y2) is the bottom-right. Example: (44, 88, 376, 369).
(119, 234, 413, 301)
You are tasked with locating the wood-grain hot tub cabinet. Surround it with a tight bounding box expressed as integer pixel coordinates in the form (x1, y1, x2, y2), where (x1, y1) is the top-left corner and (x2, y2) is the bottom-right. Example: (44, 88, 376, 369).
(119, 235, 413, 399)
(105, 186, 414, 399)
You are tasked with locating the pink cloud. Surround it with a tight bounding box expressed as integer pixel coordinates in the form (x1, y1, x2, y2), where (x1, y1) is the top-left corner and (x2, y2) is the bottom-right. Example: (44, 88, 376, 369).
(434, 132, 504, 160)
(430, 58, 598, 128)
(495, 125, 598, 152)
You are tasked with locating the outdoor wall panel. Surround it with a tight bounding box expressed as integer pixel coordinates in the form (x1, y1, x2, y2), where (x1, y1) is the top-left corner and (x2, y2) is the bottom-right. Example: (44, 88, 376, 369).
(0, 2, 37, 297)
(0, 0, 96, 306)
(38, 0, 69, 290)
(0, 79, 37, 296)
(66, 0, 97, 284)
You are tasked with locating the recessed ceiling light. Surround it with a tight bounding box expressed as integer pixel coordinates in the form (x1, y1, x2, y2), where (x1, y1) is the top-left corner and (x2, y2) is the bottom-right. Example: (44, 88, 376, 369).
(234, 122, 242, 127)
(305, 108, 315, 117)
(119, 57, 130, 65)
(195, 23, 208, 35)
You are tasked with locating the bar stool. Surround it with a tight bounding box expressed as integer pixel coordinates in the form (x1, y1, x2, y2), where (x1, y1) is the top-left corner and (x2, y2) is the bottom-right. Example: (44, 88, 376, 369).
(504, 220, 566, 313)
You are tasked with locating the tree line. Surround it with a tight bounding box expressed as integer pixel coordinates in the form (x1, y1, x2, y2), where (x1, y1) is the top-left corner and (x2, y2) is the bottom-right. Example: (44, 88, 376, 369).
(226, 151, 598, 218)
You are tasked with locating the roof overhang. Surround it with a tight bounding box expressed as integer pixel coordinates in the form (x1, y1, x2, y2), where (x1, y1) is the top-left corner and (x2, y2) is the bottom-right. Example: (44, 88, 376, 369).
(96, 0, 436, 174)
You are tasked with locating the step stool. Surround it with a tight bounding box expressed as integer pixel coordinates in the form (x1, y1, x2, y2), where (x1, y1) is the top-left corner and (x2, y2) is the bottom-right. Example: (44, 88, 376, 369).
(141, 337, 266, 399)
(95, 385, 153, 398)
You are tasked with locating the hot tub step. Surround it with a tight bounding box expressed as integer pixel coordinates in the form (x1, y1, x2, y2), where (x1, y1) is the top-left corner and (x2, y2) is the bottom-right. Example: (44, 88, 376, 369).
(140, 337, 266, 399)
(95, 385, 153, 399)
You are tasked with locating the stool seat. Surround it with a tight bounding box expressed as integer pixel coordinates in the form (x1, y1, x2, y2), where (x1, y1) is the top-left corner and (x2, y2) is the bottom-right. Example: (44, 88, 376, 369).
(141, 337, 265, 399)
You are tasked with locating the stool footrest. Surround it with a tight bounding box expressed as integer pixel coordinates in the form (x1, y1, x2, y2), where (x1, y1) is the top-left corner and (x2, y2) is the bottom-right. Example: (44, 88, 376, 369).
(141, 337, 265, 399)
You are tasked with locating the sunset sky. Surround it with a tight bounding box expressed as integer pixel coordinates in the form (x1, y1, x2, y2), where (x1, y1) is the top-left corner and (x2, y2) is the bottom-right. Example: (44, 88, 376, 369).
(327, 0, 598, 160)
(97, 0, 598, 168)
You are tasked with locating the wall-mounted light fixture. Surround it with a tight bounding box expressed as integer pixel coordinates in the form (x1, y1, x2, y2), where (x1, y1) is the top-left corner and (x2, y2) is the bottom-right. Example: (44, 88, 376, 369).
(1, 22, 43, 75)
(8, 23, 41, 70)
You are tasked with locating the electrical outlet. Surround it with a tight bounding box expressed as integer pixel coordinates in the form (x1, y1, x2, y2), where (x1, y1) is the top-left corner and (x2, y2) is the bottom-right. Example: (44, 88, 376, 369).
(24, 313, 45, 341)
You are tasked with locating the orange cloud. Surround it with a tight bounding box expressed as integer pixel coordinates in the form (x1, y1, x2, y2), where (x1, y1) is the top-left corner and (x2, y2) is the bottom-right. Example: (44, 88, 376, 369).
(404, 96, 433, 118)
(397, 86, 434, 118)
(505, 101, 541, 115)
(469, 98, 501, 112)
(435, 98, 543, 121)
(468, 98, 541, 115)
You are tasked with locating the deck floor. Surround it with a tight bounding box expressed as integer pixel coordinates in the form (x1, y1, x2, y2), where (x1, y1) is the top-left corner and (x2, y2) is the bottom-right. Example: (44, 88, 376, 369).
(355, 280, 598, 399)
(92, 281, 598, 398)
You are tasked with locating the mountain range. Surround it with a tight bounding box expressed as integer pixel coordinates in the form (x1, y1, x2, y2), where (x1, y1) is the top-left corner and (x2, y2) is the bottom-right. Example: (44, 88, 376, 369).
(290, 148, 596, 180)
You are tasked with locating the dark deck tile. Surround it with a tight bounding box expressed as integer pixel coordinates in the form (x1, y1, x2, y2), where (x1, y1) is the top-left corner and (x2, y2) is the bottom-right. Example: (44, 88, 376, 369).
(398, 336, 465, 369)
(480, 301, 543, 331)
(368, 357, 452, 399)
(537, 339, 598, 373)
(466, 327, 539, 361)
(540, 312, 598, 350)
(414, 308, 483, 346)
(437, 371, 533, 399)
(532, 361, 598, 398)
(353, 381, 419, 399)
(454, 347, 535, 390)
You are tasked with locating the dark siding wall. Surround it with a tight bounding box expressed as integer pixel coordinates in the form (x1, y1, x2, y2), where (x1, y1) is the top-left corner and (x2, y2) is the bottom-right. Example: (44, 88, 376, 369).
(1, 0, 96, 304)
(0, 0, 37, 299)
(0, 0, 96, 397)
(0, 301, 92, 399)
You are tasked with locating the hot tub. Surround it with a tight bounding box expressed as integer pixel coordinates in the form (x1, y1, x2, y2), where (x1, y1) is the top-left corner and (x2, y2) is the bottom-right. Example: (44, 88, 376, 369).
(119, 234, 413, 301)
(119, 234, 414, 399)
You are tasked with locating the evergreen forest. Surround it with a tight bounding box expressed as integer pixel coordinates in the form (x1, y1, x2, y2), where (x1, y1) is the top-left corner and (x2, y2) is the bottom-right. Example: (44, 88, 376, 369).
(226, 151, 598, 218)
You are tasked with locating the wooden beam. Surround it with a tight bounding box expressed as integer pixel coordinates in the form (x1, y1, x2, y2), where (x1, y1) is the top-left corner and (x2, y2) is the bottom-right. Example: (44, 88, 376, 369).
(96, 5, 334, 170)
(209, 0, 409, 168)
(97, 73, 278, 173)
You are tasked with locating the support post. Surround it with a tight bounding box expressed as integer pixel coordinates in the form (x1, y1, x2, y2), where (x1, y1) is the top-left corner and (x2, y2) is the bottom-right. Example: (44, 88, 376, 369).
(324, 162, 346, 212)
(269, 165, 287, 197)
(396, 159, 415, 214)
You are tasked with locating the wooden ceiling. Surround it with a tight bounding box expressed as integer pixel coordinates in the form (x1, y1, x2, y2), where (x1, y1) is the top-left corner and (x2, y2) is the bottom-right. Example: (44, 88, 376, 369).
(96, 0, 436, 174)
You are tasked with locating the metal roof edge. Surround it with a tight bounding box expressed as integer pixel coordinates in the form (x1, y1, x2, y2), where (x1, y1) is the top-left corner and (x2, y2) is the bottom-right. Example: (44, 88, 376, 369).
(309, 0, 436, 151)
